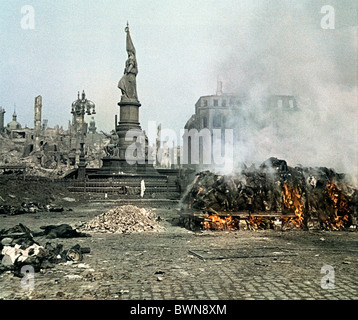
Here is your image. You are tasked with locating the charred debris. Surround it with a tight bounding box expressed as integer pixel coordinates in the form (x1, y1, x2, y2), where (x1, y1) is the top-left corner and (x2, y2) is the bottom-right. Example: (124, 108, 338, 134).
(179, 157, 358, 231)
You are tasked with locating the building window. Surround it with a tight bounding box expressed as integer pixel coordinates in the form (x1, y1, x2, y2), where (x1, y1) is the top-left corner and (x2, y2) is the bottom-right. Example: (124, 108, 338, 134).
(213, 99, 218, 107)
(202, 117, 207, 128)
(222, 99, 226, 107)
(213, 115, 221, 128)
(202, 99, 208, 107)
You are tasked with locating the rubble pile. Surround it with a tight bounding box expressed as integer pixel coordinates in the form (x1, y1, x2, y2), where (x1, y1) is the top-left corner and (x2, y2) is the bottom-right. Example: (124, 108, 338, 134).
(0, 224, 90, 276)
(22, 156, 73, 178)
(0, 135, 73, 178)
(80, 205, 164, 234)
(0, 135, 23, 164)
(181, 157, 358, 230)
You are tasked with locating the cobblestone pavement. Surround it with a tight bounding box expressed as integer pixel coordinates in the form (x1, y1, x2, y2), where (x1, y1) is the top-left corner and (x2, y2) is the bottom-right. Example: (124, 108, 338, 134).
(0, 201, 357, 300)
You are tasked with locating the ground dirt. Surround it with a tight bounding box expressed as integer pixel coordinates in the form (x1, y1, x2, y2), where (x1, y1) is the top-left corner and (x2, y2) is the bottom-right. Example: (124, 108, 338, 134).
(0, 178, 357, 300)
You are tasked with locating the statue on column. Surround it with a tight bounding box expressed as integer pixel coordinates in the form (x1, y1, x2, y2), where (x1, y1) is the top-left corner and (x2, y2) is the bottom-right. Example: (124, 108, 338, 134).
(118, 23, 138, 101)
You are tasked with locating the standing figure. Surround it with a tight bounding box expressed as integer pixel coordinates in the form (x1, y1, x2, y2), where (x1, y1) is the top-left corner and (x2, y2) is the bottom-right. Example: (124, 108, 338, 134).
(118, 24, 138, 101)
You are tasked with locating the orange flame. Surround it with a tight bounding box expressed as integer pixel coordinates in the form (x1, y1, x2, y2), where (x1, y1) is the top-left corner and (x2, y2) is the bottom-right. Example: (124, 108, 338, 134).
(247, 216, 264, 229)
(281, 183, 304, 228)
(325, 181, 350, 230)
(203, 215, 236, 230)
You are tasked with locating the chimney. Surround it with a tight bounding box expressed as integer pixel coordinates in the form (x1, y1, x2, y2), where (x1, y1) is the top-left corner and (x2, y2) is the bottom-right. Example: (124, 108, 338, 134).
(34, 95, 42, 133)
(0, 107, 5, 132)
(216, 80, 223, 96)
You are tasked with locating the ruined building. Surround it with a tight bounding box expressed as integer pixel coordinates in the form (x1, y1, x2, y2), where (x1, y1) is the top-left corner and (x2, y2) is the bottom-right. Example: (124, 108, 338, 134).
(183, 81, 242, 169)
(184, 81, 242, 133)
(0, 107, 5, 132)
(266, 95, 299, 134)
(0, 92, 104, 177)
(183, 82, 300, 170)
(34, 95, 42, 133)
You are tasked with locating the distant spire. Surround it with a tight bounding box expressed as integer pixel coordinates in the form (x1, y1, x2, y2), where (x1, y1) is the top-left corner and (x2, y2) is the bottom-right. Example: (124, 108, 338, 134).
(12, 104, 17, 120)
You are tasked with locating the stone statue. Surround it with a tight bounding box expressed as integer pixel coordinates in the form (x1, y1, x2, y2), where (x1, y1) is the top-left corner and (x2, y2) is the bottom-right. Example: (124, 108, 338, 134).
(101, 130, 119, 157)
(118, 24, 138, 101)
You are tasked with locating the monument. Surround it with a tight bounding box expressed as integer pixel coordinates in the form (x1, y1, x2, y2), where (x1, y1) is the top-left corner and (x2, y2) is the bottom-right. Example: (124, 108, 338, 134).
(63, 24, 181, 200)
(101, 23, 153, 174)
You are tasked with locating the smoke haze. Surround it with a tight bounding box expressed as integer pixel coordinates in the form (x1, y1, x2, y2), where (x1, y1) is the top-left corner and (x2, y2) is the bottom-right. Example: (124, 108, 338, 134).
(212, 0, 357, 184)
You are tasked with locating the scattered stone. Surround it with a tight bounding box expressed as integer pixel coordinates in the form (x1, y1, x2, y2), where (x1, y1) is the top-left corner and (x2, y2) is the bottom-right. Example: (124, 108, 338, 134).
(80, 205, 164, 234)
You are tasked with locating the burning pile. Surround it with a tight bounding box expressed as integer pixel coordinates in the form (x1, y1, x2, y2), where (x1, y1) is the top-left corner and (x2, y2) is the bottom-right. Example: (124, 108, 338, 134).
(80, 205, 164, 234)
(181, 157, 358, 231)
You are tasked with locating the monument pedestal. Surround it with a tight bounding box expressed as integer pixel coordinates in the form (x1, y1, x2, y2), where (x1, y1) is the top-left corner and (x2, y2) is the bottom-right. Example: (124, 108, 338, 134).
(116, 99, 142, 161)
(98, 98, 156, 175)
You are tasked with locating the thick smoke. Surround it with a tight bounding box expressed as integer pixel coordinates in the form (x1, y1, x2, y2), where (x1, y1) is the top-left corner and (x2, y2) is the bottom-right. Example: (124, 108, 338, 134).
(214, 1, 357, 185)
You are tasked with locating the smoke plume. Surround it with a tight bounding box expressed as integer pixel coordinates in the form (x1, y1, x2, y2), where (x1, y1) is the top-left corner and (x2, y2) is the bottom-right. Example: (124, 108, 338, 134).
(213, 1, 357, 185)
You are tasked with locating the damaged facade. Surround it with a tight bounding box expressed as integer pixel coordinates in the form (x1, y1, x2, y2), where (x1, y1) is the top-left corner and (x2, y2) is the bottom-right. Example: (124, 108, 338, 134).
(0, 93, 105, 178)
(0, 107, 6, 133)
(183, 82, 300, 171)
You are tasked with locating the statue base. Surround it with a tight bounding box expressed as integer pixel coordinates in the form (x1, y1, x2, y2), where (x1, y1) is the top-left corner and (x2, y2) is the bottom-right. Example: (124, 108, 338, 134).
(92, 97, 156, 176)
(101, 156, 156, 174)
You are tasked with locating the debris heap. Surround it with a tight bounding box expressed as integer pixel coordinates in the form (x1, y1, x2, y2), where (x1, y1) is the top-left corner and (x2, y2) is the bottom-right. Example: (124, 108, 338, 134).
(180, 157, 358, 230)
(0, 224, 90, 276)
(80, 205, 164, 234)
